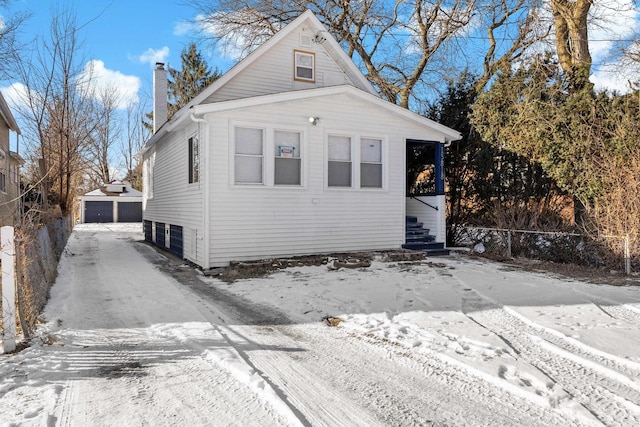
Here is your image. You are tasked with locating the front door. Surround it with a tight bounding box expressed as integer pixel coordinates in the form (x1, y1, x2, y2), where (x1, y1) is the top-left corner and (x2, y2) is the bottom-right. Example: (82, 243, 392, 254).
(406, 139, 444, 197)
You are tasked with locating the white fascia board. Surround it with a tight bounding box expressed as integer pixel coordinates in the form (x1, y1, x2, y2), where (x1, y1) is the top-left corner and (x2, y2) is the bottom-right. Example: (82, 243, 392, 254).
(192, 85, 462, 141)
(169, 10, 377, 124)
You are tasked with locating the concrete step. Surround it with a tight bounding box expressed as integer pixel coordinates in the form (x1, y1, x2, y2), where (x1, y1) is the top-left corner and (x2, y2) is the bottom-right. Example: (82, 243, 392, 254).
(402, 241, 450, 256)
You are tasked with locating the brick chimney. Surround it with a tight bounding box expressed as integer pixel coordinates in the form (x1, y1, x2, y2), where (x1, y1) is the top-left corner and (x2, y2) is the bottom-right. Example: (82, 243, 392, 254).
(153, 62, 168, 133)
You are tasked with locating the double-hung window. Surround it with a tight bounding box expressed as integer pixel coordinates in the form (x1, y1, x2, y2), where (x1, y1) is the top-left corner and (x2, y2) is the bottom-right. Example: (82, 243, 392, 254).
(0, 150, 8, 193)
(327, 135, 352, 187)
(360, 138, 383, 188)
(234, 127, 264, 184)
(327, 134, 385, 189)
(274, 130, 302, 186)
(294, 50, 315, 82)
(188, 135, 199, 184)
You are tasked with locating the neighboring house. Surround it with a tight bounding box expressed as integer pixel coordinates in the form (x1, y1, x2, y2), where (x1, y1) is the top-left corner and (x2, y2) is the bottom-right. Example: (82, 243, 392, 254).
(0, 92, 24, 227)
(141, 10, 461, 268)
(78, 181, 143, 223)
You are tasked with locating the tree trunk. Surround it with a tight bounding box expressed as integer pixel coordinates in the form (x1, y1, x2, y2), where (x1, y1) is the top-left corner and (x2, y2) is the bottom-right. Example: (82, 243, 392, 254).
(550, 0, 593, 92)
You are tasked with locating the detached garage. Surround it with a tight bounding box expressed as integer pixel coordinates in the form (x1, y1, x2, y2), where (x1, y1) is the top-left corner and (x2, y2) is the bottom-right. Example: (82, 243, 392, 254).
(79, 181, 143, 223)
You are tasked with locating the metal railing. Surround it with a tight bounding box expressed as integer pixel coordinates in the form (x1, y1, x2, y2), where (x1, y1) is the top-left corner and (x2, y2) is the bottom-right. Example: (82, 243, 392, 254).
(408, 195, 439, 211)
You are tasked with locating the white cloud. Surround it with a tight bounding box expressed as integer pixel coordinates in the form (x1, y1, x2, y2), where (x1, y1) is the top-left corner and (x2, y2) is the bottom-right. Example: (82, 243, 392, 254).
(590, 62, 640, 93)
(137, 46, 170, 66)
(0, 82, 29, 111)
(82, 60, 141, 109)
(174, 20, 197, 36)
(588, 0, 639, 61)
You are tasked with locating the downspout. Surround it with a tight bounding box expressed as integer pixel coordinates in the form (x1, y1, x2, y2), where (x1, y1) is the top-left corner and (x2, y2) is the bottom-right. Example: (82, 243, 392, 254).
(190, 109, 210, 269)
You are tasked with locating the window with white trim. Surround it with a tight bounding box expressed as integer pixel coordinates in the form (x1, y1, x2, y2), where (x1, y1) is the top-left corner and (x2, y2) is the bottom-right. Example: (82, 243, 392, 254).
(274, 130, 302, 186)
(327, 135, 352, 187)
(360, 138, 383, 188)
(188, 135, 199, 183)
(0, 149, 7, 193)
(294, 50, 315, 82)
(234, 127, 264, 184)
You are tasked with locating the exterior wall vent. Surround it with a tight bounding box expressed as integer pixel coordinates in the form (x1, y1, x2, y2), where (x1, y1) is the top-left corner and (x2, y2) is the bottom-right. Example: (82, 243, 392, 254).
(299, 33, 312, 48)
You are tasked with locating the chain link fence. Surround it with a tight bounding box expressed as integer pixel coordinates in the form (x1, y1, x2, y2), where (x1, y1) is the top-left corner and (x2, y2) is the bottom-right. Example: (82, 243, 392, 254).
(461, 227, 638, 275)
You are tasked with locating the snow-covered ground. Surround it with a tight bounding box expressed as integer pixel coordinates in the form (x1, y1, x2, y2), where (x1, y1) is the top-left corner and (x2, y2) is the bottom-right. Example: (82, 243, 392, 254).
(2, 224, 640, 426)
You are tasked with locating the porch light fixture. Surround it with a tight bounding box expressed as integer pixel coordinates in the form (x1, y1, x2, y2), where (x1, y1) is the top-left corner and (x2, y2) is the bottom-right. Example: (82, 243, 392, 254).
(308, 116, 320, 125)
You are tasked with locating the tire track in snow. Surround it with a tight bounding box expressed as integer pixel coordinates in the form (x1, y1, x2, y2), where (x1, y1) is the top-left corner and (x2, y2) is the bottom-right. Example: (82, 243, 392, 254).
(469, 308, 640, 426)
(432, 265, 640, 425)
(502, 306, 640, 380)
(595, 304, 640, 328)
(271, 324, 580, 426)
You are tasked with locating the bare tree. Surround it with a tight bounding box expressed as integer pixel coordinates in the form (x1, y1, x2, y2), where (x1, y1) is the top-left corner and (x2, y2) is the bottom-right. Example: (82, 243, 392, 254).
(12, 8, 98, 215)
(188, 0, 547, 108)
(87, 84, 122, 187)
(121, 101, 149, 190)
(0, 0, 30, 79)
(474, 0, 550, 92)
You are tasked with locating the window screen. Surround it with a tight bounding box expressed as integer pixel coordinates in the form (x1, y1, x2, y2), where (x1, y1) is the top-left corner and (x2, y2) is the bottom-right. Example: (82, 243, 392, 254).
(275, 130, 301, 185)
(235, 127, 264, 184)
(361, 138, 382, 188)
(328, 135, 352, 187)
(294, 50, 314, 81)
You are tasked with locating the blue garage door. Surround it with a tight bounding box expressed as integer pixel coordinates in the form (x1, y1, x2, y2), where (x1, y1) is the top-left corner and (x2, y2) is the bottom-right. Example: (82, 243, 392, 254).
(117, 202, 142, 222)
(85, 201, 113, 223)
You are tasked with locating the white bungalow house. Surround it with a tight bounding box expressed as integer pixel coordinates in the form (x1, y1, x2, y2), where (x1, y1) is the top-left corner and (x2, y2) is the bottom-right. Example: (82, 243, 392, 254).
(140, 10, 461, 268)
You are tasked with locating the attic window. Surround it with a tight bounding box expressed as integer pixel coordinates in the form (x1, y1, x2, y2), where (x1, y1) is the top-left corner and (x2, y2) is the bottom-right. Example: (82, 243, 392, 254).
(294, 50, 315, 82)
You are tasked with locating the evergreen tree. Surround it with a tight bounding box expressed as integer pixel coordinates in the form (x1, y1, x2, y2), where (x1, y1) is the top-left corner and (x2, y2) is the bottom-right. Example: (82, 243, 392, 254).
(425, 72, 562, 244)
(145, 43, 222, 131)
(167, 43, 222, 118)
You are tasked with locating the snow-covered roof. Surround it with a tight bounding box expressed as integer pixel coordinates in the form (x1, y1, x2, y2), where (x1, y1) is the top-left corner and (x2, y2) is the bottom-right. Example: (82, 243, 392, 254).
(81, 182, 142, 198)
(176, 85, 462, 142)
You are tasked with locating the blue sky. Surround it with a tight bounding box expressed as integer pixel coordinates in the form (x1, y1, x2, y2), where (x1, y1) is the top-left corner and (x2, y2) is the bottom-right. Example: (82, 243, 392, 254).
(2, 0, 229, 111)
(2, 1, 639, 129)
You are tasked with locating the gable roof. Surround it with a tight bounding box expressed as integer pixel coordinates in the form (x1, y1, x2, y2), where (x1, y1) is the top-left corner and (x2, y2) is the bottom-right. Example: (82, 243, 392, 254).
(174, 85, 460, 142)
(0, 92, 20, 134)
(141, 10, 461, 152)
(170, 11, 375, 119)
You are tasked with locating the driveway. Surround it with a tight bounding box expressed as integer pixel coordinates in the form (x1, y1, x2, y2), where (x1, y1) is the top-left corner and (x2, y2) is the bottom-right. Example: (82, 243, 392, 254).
(1, 223, 640, 426)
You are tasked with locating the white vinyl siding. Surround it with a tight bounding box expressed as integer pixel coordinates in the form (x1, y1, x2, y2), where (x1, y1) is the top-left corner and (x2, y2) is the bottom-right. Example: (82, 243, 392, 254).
(203, 27, 357, 103)
(203, 93, 449, 267)
(142, 123, 205, 266)
(234, 127, 264, 184)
